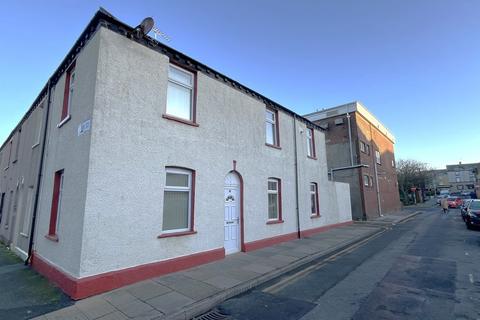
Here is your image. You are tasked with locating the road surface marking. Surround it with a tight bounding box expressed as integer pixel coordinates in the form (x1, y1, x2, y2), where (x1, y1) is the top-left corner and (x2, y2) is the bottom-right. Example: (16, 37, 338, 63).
(263, 230, 386, 294)
(469, 274, 474, 284)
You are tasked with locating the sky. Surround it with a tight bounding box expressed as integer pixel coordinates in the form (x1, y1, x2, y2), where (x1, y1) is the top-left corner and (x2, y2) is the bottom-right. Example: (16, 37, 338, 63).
(0, 0, 479, 169)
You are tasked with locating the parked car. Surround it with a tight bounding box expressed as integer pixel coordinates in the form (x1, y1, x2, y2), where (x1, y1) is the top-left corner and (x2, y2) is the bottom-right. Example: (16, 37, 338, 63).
(447, 196, 463, 208)
(461, 199, 474, 221)
(465, 200, 480, 229)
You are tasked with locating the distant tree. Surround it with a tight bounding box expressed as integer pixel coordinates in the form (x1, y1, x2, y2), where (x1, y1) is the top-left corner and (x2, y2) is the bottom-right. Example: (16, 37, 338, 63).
(396, 159, 430, 205)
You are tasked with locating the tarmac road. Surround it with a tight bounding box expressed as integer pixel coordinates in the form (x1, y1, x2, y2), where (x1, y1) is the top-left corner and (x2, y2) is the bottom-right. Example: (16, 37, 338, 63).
(215, 207, 480, 320)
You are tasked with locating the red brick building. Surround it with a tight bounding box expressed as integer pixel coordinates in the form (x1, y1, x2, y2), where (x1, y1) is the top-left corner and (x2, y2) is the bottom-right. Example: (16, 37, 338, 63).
(305, 102, 401, 220)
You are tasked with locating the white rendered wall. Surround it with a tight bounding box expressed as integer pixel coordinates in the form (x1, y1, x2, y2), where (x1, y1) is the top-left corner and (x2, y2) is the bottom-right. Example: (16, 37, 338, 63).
(33, 30, 101, 278)
(78, 27, 351, 277)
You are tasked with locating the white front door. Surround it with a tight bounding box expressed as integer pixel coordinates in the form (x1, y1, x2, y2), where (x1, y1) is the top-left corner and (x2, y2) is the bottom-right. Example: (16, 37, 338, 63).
(224, 174, 240, 254)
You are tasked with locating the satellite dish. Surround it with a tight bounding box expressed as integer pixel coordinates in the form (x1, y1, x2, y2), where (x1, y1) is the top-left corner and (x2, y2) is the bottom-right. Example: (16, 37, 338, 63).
(133, 17, 154, 38)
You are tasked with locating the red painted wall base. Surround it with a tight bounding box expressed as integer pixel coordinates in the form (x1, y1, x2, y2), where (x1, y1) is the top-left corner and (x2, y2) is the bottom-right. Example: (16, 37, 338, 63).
(31, 220, 352, 300)
(300, 220, 353, 238)
(243, 232, 298, 252)
(31, 248, 225, 300)
(243, 220, 353, 252)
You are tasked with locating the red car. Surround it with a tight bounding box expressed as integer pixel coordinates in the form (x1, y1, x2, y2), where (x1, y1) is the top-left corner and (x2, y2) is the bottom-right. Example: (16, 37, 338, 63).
(447, 196, 463, 208)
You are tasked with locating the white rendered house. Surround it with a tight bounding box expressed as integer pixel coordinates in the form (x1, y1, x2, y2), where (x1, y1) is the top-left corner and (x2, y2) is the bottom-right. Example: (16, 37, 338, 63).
(0, 9, 352, 299)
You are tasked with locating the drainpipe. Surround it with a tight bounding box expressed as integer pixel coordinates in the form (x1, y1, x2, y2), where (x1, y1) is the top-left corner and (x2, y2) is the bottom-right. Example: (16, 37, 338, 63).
(25, 80, 52, 265)
(373, 153, 382, 217)
(293, 115, 301, 239)
(369, 124, 382, 217)
(346, 112, 354, 166)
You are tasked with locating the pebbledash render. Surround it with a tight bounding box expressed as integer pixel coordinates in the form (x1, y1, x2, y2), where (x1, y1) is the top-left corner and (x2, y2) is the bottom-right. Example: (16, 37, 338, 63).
(0, 9, 352, 299)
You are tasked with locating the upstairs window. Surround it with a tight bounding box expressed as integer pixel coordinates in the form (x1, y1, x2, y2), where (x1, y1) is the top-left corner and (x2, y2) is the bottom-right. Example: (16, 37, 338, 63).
(13, 130, 21, 163)
(310, 183, 320, 216)
(61, 63, 76, 123)
(166, 65, 195, 122)
(267, 178, 282, 221)
(265, 109, 279, 147)
(366, 144, 370, 155)
(375, 150, 381, 165)
(360, 141, 366, 153)
(363, 175, 373, 187)
(363, 174, 369, 187)
(306, 128, 316, 158)
(162, 168, 194, 233)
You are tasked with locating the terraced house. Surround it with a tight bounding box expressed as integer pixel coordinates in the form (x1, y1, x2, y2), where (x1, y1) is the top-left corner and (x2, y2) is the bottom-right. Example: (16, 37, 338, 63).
(0, 9, 352, 299)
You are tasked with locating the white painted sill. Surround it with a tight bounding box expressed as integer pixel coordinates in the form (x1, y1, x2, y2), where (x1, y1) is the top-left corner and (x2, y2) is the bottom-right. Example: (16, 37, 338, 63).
(57, 114, 71, 128)
(31, 142, 40, 149)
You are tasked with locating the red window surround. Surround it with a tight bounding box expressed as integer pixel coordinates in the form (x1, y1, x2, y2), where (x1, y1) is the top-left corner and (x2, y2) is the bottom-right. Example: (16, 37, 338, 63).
(158, 166, 197, 238)
(46, 170, 63, 241)
(61, 61, 76, 122)
(266, 178, 283, 224)
(162, 62, 198, 127)
(307, 127, 317, 159)
(265, 108, 281, 149)
(311, 182, 320, 218)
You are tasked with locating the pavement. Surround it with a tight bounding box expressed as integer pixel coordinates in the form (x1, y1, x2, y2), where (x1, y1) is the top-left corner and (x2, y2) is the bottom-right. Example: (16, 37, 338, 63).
(0, 243, 72, 320)
(19, 210, 420, 320)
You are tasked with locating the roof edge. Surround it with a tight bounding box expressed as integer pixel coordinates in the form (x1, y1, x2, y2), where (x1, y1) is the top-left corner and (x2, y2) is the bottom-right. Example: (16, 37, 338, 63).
(1, 7, 325, 151)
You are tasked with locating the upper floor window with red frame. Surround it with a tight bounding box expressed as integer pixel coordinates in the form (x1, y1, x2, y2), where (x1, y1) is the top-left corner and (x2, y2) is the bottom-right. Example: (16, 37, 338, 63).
(306, 128, 316, 158)
(265, 109, 280, 147)
(61, 62, 76, 123)
(165, 65, 196, 123)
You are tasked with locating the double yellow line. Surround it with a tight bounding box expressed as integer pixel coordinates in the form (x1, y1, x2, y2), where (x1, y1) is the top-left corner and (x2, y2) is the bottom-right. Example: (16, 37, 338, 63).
(263, 229, 387, 294)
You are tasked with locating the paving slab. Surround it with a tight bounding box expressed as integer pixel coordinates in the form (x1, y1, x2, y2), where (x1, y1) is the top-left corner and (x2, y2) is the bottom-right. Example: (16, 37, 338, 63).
(146, 291, 194, 315)
(156, 274, 220, 300)
(203, 275, 244, 289)
(96, 311, 128, 320)
(44, 306, 88, 320)
(75, 297, 117, 319)
(126, 280, 173, 301)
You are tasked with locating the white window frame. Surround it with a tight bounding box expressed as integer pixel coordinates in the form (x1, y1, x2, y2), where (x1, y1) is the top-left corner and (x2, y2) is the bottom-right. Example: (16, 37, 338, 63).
(360, 141, 366, 153)
(363, 175, 369, 187)
(306, 128, 314, 157)
(267, 178, 279, 220)
(66, 69, 76, 117)
(166, 65, 194, 121)
(162, 168, 192, 233)
(375, 150, 381, 165)
(265, 109, 277, 146)
(310, 182, 319, 216)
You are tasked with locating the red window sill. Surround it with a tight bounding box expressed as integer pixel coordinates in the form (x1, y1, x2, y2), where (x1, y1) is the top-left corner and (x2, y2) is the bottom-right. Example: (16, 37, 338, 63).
(45, 234, 59, 242)
(162, 114, 199, 127)
(266, 220, 284, 225)
(265, 143, 281, 150)
(157, 230, 197, 238)
(310, 214, 321, 219)
(307, 156, 317, 160)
